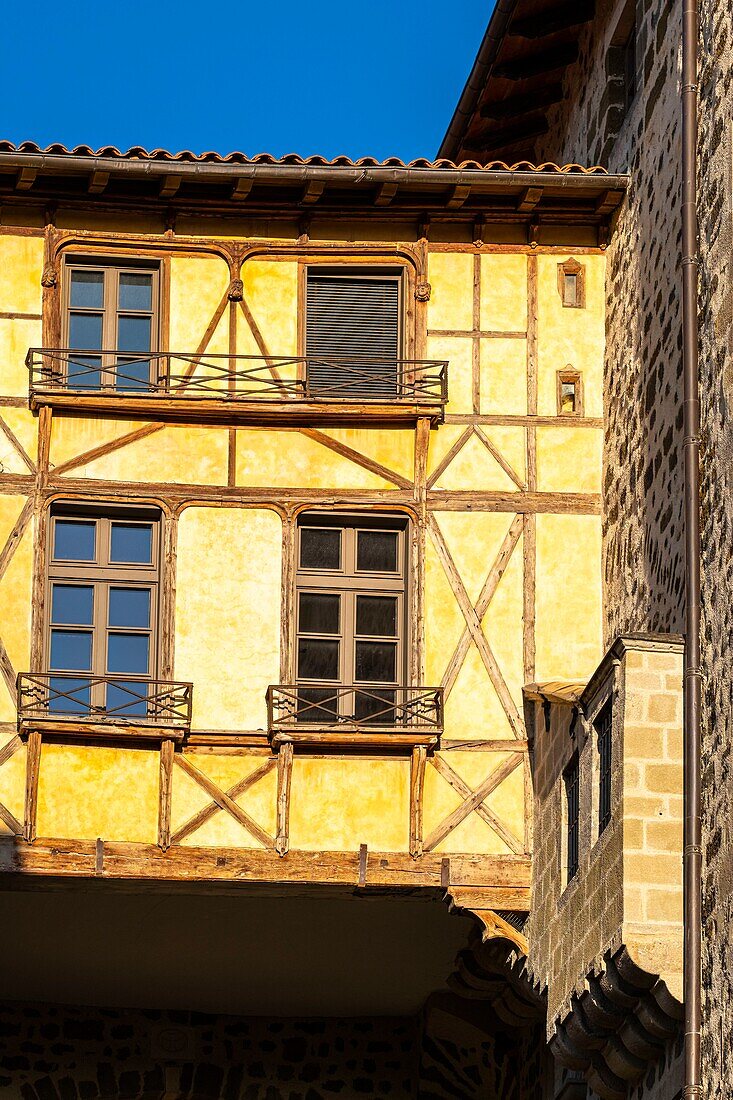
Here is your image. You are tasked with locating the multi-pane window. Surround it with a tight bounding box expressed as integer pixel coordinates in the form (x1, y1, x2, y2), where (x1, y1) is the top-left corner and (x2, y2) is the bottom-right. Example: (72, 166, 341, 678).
(305, 270, 402, 399)
(46, 508, 160, 717)
(295, 514, 407, 722)
(63, 260, 159, 390)
(564, 754, 580, 882)
(596, 700, 613, 835)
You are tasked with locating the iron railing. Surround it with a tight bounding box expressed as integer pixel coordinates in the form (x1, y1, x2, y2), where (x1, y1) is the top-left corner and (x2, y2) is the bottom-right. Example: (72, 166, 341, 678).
(267, 684, 444, 734)
(17, 672, 193, 729)
(27, 350, 448, 406)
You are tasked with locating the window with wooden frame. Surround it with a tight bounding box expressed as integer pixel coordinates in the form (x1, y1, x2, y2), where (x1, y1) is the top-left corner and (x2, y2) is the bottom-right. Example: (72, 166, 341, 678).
(595, 699, 613, 836)
(45, 505, 161, 718)
(294, 513, 407, 723)
(556, 368, 584, 416)
(563, 753, 580, 883)
(557, 258, 585, 309)
(304, 268, 403, 399)
(62, 258, 160, 390)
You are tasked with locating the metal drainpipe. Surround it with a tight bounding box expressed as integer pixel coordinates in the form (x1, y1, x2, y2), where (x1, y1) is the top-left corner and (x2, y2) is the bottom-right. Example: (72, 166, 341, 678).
(681, 0, 702, 1095)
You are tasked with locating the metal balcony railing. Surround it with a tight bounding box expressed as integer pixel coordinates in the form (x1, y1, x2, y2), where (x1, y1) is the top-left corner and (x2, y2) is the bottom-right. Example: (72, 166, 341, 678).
(17, 672, 193, 730)
(27, 350, 448, 406)
(267, 684, 444, 735)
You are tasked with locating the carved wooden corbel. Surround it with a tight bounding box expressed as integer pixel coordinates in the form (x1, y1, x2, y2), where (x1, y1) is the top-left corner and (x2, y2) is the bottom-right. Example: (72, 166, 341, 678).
(415, 280, 432, 302)
(41, 265, 57, 289)
(228, 278, 243, 302)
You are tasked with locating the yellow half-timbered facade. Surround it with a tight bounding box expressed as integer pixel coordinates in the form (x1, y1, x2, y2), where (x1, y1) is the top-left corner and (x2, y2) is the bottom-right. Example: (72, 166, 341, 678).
(0, 148, 628, 1099)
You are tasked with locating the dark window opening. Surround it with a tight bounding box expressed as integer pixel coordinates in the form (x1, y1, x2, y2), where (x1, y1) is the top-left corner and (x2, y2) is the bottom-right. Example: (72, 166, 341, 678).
(564, 754, 580, 882)
(596, 700, 613, 834)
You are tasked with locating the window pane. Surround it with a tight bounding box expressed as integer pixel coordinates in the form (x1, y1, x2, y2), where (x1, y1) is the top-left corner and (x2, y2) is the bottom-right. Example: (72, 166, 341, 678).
(117, 314, 151, 353)
(300, 528, 341, 570)
(53, 520, 96, 561)
(110, 523, 153, 564)
(563, 273, 578, 306)
(106, 679, 149, 718)
(355, 687, 396, 724)
(299, 592, 340, 635)
(295, 686, 338, 724)
(561, 381, 576, 413)
(357, 530, 398, 572)
(50, 629, 92, 671)
(107, 633, 150, 674)
(109, 587, 150, 629)
(114, 357, 151, 391)
(49, 675, 91, 715)
(70, 270, 104, 309)
(69, 312, 103, 350)
(67, 355, 102, 389)
(356, 595, 397, 637)
(118, 273, 153, 312)
(51, 584, 94, 626)
(297, 638, 339, 681)
(355, 641, 396, 683)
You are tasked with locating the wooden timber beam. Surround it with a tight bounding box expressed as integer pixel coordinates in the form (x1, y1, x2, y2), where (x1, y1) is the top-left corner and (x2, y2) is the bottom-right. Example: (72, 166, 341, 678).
(596, 189, 626, 216)
(231, 178, 253, 201)
(301, 180, 325, 205)
(15, 167, 37, 191)
(479, 83, 565, 120)
(88, 170, 110, 194)
(467, 116, 549, 154)
(159, 174, 183, 199)
(0, 835, 531, 895)
(446, 183, 472, 209)
(508, 0, 595, 39)
(517, 186, 543, 213)
(493, 42, 579, 81)
(374, 181, 398, 206)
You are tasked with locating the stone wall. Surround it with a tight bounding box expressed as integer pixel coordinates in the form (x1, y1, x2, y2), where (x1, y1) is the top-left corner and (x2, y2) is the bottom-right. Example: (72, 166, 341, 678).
(533, 0, 733, 1093)
(0, 1000, 549, 1100)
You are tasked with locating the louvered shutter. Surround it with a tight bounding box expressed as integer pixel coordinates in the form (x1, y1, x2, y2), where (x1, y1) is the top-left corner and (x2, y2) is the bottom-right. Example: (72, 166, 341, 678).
(305, 274, 400, 398)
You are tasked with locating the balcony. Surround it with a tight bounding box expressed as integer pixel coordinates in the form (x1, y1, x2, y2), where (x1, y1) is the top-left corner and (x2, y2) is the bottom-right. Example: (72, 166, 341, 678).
(17, 672, 193, 742)
(266, 684, 444, 749)
(27, 350, 448, 426)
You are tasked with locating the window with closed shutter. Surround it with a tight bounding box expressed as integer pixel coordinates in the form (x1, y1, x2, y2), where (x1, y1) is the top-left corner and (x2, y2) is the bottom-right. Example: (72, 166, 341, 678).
(305, 271, 401, 399)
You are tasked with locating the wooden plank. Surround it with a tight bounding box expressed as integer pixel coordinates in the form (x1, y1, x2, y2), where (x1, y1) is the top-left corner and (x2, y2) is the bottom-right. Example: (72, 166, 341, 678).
(424, 754, 523, 853)
(51, 424, 165, 477)
(157, 738, 174, 851)
(441, 519, 523, 700)
(24, 730, 41, 843)
(271, 730, 439, 749)
(18, 718, 186, 742)
(170, 756, 276, 845)
(0, 636, 16, 699)
(523, 514, 537, 684)
(445, 413, 603, 428)
(447, 886, 530, 912)
(0, 835, 531, 889)
(428, 516, 524, 737)
(32, 391, 443, 428)
(159, 512, 178, 681)
(426, 426, 473, 490)
(0, 311, 42, 321)
(0, 734, 22, 768)
(174, 754, 276, 849)
(0, 415, 35, 473)
(298, 428, 413, 490)
(430, 754, 525, 854)
(442, 739, 528, 752)
(472, 253, 481, 414)
(413, 417, 430, 505)
(0, 495, 34, 586)
(474, 425, 527, 490)
(0, 798, 22, 835)
(409, 745, 427, 858)
(428, 491, 600, 514)
(37, 406, 52, 488)
(276, 742, 293, 857)
(428, 330, 527, 339)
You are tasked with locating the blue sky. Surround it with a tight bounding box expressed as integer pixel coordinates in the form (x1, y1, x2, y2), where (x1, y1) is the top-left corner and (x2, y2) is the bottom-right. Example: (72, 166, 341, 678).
(3, 2, 491, 161)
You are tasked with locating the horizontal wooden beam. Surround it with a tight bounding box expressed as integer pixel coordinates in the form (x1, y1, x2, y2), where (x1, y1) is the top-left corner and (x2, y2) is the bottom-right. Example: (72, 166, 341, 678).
(0, 835, 531, 892)
(508, 0, 595, 40)
(480, 84, 565, 121)
(493, 42, 579, 81)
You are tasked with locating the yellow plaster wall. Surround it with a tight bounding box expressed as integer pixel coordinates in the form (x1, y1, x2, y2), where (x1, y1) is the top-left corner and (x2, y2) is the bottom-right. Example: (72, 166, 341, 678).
(175, 507, 281, 731)
(0, 732, 26, 831)
(0, 497, 34, 721)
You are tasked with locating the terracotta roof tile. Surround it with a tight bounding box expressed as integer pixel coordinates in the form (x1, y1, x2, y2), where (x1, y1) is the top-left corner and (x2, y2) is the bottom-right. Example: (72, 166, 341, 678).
(0, 140, 608, 175)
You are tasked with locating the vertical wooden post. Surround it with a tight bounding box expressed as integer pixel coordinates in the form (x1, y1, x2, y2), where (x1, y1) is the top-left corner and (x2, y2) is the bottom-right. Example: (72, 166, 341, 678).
(280, 510, 297, 684)
(276, 742, 293, 857)
(471, 252, 481, 414)
(409, 745, 427, 859)
(24, 731, 42, 843)
(160, 510, 178, 682)
(158, 738, 175, 851)
(524, 254, 538, 686)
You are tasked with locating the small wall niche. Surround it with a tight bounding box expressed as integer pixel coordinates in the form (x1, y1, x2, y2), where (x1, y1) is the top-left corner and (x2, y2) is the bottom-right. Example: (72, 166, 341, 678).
(557, 258, 586, 308)
(557, 368, 584, 417)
